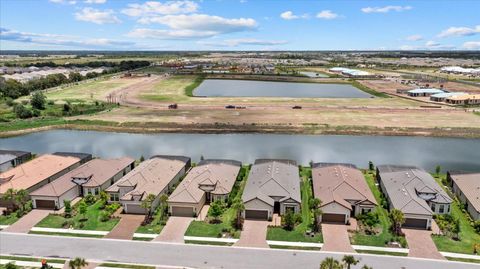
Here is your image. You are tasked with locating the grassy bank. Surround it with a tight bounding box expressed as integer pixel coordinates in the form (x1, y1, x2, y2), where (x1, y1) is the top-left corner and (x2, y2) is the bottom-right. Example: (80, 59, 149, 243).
(184, 75, 205, 97)
(350, 80, 390, 98)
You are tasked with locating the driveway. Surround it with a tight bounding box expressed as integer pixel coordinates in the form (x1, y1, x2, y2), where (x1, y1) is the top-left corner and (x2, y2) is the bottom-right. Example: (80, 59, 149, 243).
(403, 228, 445, 260)
(3, 209, 51, 233)
(154, 217, 193, 243)
(234, 220, 269, 248)
(104, 214, 144, 240)
(321, 223, 355, 253)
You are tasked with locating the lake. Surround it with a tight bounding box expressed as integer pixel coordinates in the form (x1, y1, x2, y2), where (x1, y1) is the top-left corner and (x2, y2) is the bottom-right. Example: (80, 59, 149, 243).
(193, 79, 372, 98)
(1, 130, 479, 172)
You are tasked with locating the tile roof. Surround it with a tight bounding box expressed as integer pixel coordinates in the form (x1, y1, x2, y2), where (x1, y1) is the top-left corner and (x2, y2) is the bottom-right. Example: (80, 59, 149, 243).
(312, 163, 377, 210)
(449, 171, 480, 213)
(242, 159, 301, 206)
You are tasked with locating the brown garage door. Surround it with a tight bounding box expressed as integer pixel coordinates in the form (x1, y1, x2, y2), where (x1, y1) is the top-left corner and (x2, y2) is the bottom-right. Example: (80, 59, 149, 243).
(322, 213, 346, 223)
(35, 199, 56, 209)
(171, 206, 194, 217)
(245, 210, 268, 220)
(404, 218, 427, 229)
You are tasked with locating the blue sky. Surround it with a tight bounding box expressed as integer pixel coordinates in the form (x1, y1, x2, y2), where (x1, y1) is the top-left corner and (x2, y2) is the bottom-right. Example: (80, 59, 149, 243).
(0, 0, 479, 51)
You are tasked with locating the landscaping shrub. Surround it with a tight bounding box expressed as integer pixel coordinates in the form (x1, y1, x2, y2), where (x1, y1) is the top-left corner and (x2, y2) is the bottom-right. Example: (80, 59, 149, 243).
(434, 214, 460, 239)
(357, 211, 380, 234)
(84, 194, 96, 205)
(13, 104, 33, 119)
(64, 200, 72, 218)
(474, 221, 480, 234)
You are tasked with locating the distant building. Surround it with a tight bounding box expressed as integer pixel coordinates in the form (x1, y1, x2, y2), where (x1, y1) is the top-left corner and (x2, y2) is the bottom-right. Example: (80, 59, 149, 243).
(0, 150, 31, 172)
(407, 88, 444, 97)
(429, 92, 467, 102)
(445, 94, 480, 105)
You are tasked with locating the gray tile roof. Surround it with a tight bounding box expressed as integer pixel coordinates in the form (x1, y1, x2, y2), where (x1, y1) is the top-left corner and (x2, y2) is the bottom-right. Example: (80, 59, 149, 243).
(242, 159, 301, 206)
(449, 171, 480, 214)
(377, 165, 452, 216)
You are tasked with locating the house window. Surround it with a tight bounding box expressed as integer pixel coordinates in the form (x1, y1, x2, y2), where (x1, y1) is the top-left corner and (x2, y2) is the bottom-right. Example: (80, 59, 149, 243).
(285, 206, 295, 213)
(439, 204, 445, 214)
(361, 208, 371, 214)
(446, 204, 450, 213)
(110, 193, 119, 202)
(94, 188, 99, 195)
(431, 204, 436, 212)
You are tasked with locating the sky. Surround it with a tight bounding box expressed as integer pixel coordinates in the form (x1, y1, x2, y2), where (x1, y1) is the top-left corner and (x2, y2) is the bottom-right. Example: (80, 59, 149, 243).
(0, 0, 479, 51)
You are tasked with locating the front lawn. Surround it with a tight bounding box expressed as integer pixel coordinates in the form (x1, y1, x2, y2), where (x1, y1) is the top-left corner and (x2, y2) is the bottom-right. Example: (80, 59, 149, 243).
(135, 208, 165, 234)
(266, 167, 323, 243)
(35, 200, 119, 231)
(0, 213, 19, 225)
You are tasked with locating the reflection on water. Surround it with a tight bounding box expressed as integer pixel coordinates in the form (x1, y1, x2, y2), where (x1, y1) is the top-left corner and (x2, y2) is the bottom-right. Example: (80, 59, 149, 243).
(1, 130, 479, 172)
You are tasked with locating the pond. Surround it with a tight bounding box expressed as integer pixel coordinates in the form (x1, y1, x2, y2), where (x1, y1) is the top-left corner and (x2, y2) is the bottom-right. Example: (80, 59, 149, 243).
(193, 79, 372, 98)
(1, 130, 479, 172)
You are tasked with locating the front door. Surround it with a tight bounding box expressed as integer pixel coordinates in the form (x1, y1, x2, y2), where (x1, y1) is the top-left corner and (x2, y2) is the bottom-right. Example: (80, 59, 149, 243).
(274, 202, 280, 214)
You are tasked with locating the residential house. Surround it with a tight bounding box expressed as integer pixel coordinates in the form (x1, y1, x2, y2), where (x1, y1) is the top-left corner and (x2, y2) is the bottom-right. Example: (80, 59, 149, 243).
(377, 165, 452, 229)
(168, 159, 241, 217)
(448, 171, 480, 220)
(242, 159, 301, 220)
(30, 157, 135, 209)
(0, 150, 31, 172)
(312, 163, 377, 224)
(106, 155, 190, 214)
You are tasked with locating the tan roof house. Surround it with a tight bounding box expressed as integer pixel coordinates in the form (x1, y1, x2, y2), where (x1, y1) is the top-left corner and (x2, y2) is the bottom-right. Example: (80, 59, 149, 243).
(168, 159, 241, 217)
(242, 159, 301, 220)
(0, 154, 82, 207)
(448, 171, 480, 221)
(312, 163, 377, 224)
(107, 156, 191, 214)
(29, 157, 135, 210)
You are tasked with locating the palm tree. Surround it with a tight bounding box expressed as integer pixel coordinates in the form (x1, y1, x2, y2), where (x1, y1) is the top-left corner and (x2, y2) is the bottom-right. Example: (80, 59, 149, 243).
(231, 197, 245, 229)
(140, 194, 156, 223)
(3, 188, 18, 211)
(15, 189, 29, 213)
(389, 209, 405, 235)
(342, 255, 359, 269)
(320, 257, 342, 269)
(68, 257, 88, 269)
(159, 194, 169, 220)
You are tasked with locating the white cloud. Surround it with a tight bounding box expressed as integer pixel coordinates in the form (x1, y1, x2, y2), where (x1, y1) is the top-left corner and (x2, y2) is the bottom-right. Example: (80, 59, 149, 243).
(85, 0, 106, 3)
(75, 8, 121, 24)
(462, 41, 480, 50)
(49, 0, 76, 4)
(199, 38, 288, 47)
(316, 10, 338, 20)
(122, 1, 198, 17)
(361, 6, 412, 13)
(406, 34, 423, 41)
(425, 40, 455, 50)
(127, 28, 218, 39)
(438, 25, 480, 38)
(280, 11, 308, 20)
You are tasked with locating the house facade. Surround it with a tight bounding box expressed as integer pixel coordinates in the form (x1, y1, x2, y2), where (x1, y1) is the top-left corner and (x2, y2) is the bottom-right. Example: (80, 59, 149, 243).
(242, 159, 301, 220)
(448, 171, 480, 221)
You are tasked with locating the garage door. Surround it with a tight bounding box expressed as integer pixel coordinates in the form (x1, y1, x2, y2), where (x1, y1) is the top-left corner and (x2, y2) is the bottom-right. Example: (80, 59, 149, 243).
(245, 210, 268, 220)
(404, 218, 427, 229)
(171, 206, 194, 217)
(35, 199, 56, 209)
(125, 204, 145, 214)
(322, 213, 346, 223)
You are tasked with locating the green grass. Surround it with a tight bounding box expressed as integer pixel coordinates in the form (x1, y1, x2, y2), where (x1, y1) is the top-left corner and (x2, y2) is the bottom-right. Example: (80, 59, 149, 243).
(445, 257, 480, 264)
(135, 208, 165, 234)
(184, 75, 205, 97)
(35, 200, 119, 231)
(99, 263, 155, 269)
(431, 175, 480, 254)
(184, 240, 234, 246)
(350, 80, 390, 98)
(29, 231, 104, 238)
(351, 171, 399, 247)
(474, 112, 480, 117)
(269, 245, 321, 251)
(355, 249, 408, 257)
(0, 255, 66, 264)
(266, 167, 323, 243)
(132, 237, 153, 241)
(0, 213, 19, 225)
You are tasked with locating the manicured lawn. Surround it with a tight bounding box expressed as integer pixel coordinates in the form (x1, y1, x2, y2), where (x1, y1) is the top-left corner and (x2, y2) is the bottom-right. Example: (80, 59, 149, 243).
(0, 255, 66, 264)
(135, 208, 165, 234)
(355, 249, 408, 257)
(431, 174, 480, 254)
(351, 171, 399, 247)
(269, 245, 321, 251)
(445, 257, 480, 264)
(266, 167, 323, 243)
(29, 231, 104, 238)
(0, 213, 19, 225)
(184, 240, 234, 246)
(35, 200, 119, 231)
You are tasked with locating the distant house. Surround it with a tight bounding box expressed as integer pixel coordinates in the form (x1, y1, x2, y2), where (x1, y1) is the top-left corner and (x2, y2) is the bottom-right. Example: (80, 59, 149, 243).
(0, 154, 82, 207)
(445, 94, 480, 105)
(429, 92, 467, 102)
(407, 88, 444, 97)
(312, 163, 377, 224)
(30, 157, 135, 209)
(106, 155, 190, 214)
(0, 150, 31, 172)
(242, 159, 301, 220)
(448, 171, 480, 221)
(168, 159, 241, 217)
(377, 165, 452, 229)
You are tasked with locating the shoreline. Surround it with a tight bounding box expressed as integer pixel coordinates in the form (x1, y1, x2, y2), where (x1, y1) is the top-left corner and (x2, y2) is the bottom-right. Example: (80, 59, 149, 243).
(1, 121, 480, 139)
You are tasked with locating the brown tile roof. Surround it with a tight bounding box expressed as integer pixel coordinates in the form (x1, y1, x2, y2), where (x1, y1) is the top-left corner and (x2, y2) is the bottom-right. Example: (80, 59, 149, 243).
(107, 156, 189, 202)
(0, 154, 81, 194)
(312, 163, 377, 210)
(30, 157, 135, 197)
(168, 160, 240, 204)
(450, 172, 480, 213)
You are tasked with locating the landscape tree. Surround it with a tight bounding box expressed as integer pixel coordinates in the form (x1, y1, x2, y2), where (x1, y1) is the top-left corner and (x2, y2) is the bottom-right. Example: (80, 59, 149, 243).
(139, 155, 145, 162)
(342, 255, 359, 269)
(13, 104, 33, 119)
(78, 200, 88, 221)
(231, 197, 245, 229)
(368, 161, 374, 171)
(283, 210, 296, 231)
(319, 257, 342, 269)
(68, 257, 88, 269)
(30, 91, 47, 110)
(3, 188, 18, 211)
(5, 262, 19, 269)
(435, 165, 441, 175)
(68, 72, 83, 82)
(389, 209, 405, 236)
(140, 193, 156, 223)
(64, 200, 72, 218)
(159, 194, 169, 219)
(309, 198, 322, 232)
(99, 191, 109, 209)
(15, 189, 30, 214)
(357, 211, 380, 234)
(209, 200, 226, 223)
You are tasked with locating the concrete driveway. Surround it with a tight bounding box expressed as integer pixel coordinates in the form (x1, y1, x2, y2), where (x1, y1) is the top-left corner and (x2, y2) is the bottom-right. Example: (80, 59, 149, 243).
(234, 220, 269, 248)
(3, 209, 51, 233)
(321, 223, 355, 253)
(154, 217, 193, 243)
(104, 214, 144, 240)
(403, 228, 445, 260)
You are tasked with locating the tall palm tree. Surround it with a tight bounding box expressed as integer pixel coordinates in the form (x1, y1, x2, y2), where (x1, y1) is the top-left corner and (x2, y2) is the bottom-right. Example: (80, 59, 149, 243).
(319, 257, 342, 269)
(389, 209, 405, 235)
(231, 197, 245, 229)
(3, 188, 17, 211)
(68, 257, 88, 269)
(15, 189, 29, 213)
(342, 255, 359, 269)
(140, 194, 156, 223)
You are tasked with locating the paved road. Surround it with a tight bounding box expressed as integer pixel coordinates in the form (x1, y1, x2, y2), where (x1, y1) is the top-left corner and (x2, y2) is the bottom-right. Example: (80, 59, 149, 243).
(1, 233, 477, 269)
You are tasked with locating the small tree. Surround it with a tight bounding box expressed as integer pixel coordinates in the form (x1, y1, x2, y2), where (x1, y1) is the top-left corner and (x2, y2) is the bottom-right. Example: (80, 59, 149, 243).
(319, 257, 342, 269)
(139, 155, 145, 162)
(31, 91, 47, 110)
(78, 201, 88, 221)
(209, 200, 226, 223)
(231, 197, 245, 229)
(15, 189, 29, 213)
(435, 165, 441, 175)
(389, 209, 405, 236)
(64, 200, 72, 218)
(342, 255, 359, 269)
(99, 191, 109, 209)
(283, 210, 296, 231)
(68, 257, 88, 269)
(140, 194, 156, 223)
(3, 188, 18, 211)
(368, 161, 374, 171)
(159, 194, 169, 219)
(310, 198, 322, 232)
